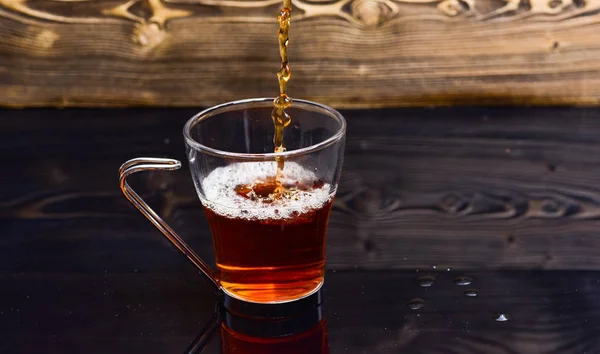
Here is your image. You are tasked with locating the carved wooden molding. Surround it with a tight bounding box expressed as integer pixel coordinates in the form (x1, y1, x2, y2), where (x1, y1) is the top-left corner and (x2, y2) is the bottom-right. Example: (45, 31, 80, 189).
(2, 0, 600, 36)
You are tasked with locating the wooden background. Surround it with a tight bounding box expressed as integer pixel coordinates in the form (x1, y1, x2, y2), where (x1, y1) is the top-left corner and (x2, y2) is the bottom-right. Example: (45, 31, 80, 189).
(1, 0, 600, 108)
(4, 106, 600, 271)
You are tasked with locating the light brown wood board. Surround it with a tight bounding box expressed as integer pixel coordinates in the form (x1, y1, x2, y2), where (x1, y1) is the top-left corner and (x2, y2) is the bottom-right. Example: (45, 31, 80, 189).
(1, 0, 600, 107)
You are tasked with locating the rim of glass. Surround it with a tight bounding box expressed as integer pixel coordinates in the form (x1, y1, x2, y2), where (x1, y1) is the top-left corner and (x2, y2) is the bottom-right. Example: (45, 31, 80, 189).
(183, 98, 346, 159)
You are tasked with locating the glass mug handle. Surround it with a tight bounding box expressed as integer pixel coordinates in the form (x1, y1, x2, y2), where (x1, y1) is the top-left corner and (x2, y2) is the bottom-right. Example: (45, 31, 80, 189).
(118, 157, 220, 289)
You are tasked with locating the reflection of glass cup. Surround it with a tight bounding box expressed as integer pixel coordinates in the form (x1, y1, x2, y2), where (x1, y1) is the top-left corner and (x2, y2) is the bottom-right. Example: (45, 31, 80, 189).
(119, 98, 346, 304)
(221, 306, 329, 354)
(185, 291, 327, 354)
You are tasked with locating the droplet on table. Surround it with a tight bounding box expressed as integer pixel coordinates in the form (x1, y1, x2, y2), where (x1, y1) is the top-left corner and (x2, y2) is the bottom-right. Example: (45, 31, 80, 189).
(407, 298, 425, 310)
(454, 276, 473, 286)
(418, 276, 435, 288)
(464, 289, 478, 297)
(494, 313, 510, 322)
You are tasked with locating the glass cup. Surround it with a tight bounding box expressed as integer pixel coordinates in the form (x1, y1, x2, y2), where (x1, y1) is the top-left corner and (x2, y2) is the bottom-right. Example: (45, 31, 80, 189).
(119, 98, 346, 304)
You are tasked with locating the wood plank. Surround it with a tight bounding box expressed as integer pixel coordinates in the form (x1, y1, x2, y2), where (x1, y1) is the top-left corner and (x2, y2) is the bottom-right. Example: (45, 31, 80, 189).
(1, 0, 600, 107)
(323, 270, 600, 354)
(0, 273, 220, 353)
(2, 271, 600, 353)
(3, 107, 600, 271)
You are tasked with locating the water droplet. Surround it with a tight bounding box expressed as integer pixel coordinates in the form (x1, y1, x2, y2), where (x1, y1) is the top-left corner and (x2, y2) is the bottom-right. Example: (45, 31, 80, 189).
(464, 289, 478, 297)
(494, 314, 510, 322)
(418, 276, 435, 288)
(454, 276, 473, 286)
(407, 298, 425, 310)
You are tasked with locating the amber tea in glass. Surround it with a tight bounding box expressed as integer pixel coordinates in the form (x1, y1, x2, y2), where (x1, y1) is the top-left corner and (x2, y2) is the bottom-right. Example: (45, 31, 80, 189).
(119, 98, 346, 303)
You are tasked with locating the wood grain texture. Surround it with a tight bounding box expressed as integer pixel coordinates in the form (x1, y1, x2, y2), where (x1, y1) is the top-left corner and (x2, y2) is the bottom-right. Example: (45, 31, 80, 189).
(3, 107, 600, 272)
(1, 0, 600, 107)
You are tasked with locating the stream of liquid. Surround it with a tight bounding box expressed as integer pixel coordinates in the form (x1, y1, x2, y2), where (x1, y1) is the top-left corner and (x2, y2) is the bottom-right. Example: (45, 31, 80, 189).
(271, 0, 293, 193)
(233, 0, 294, 202)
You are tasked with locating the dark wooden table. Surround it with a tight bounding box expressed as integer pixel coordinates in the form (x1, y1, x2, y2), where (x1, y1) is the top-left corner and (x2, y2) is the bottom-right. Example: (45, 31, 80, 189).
(2, 107, 600, 353)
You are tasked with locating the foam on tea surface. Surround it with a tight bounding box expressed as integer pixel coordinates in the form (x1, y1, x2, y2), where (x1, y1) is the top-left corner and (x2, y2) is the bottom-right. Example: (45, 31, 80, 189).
(200, 162, 332, 220)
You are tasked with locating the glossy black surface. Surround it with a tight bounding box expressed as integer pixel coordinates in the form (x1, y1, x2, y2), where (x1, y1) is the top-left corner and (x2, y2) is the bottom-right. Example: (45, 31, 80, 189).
(2, 107, 600, 353)
(3, 269, 600, 353)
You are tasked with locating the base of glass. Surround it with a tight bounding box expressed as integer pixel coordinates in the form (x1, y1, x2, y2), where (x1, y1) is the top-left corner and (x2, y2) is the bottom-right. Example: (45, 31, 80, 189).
(221, 280, 323, 318)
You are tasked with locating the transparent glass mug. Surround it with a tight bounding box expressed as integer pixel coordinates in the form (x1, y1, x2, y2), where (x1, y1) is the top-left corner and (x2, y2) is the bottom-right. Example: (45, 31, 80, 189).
(119, 98, 346, 304)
